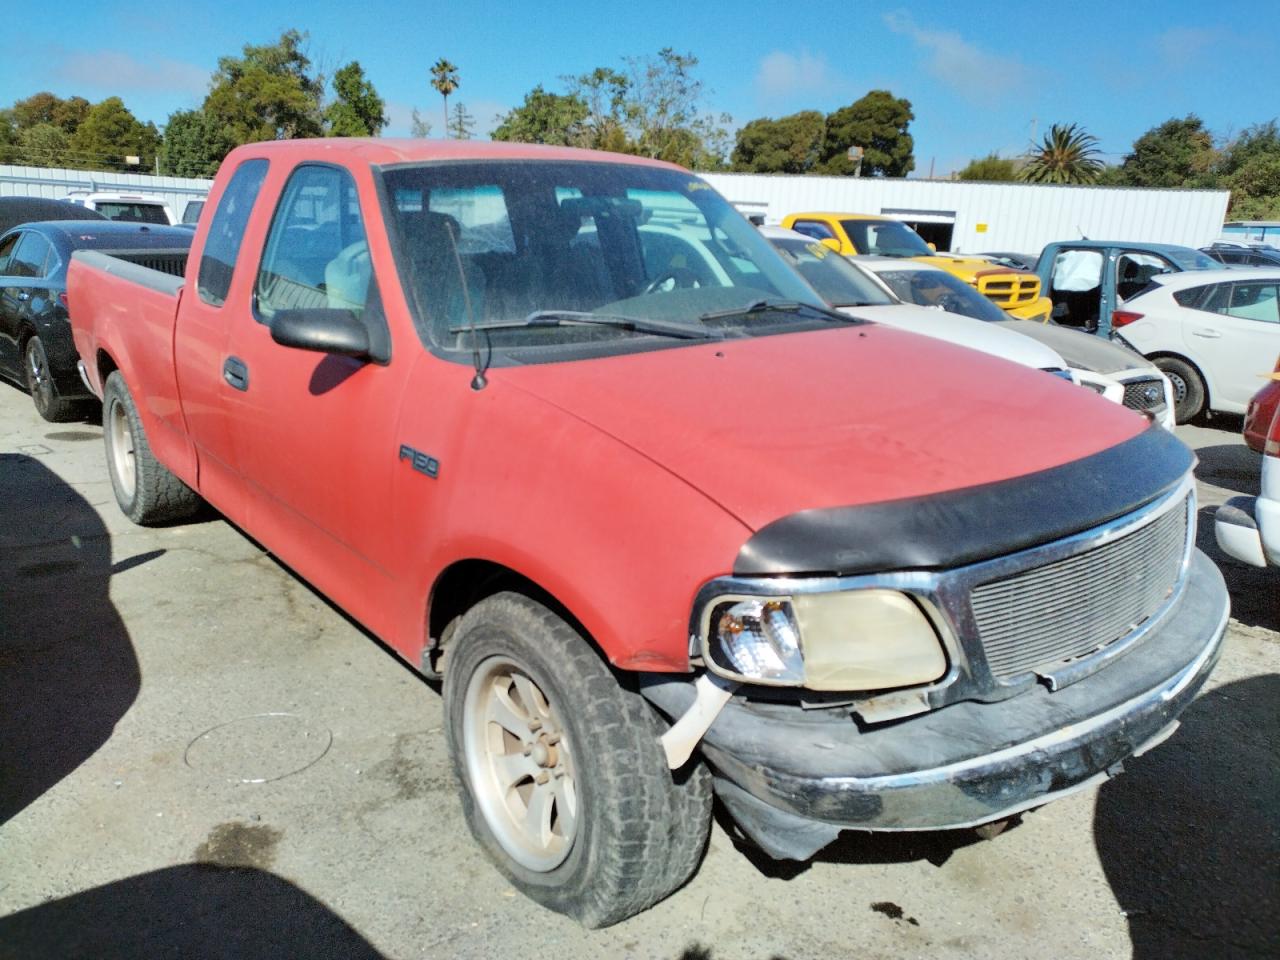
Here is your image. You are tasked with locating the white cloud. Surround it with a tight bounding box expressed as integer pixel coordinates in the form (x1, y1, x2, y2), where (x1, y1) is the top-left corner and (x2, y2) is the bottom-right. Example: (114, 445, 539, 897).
(53, 50, 208, 97)
(754, 50, 838, 101)
(1154, 26, 1229, 65)
(883, 12, 1031, 101)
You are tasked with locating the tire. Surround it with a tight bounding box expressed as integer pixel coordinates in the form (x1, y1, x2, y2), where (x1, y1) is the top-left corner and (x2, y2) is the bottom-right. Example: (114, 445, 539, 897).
(443, 592, 712, 927)
(24, 335, 79, 422)
(1153, 356, 1205, 423)
(102, 371, 201, 525)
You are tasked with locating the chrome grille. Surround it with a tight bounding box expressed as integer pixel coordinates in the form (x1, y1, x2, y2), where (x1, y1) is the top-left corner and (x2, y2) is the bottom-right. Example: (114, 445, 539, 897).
(970, 498, 1188, 681)
(1122, 377, 1166, 412)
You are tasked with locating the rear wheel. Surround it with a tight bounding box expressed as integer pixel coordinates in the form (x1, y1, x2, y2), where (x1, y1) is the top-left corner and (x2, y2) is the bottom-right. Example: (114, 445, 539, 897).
(24, 335, 79, 422)
(102, 372, 201, 524)
(1153, 357, 1205, 423)
(443, 592, 711, 927)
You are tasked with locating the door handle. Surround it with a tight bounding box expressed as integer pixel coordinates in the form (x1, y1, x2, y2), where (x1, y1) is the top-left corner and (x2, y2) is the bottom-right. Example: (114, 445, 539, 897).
(1191, 328, 1222, 339)
(223, 356, 249, 391)
(16, 291, 29, 301)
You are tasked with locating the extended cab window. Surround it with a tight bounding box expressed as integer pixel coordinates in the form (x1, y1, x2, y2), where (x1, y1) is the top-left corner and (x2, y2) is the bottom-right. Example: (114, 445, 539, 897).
(198, 159, 268, 307)
(256, 165, 373, 321)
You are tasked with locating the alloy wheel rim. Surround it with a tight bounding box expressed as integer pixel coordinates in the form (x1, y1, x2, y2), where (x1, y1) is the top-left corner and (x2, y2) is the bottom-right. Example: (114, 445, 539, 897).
(462, 656, 578, 872)
(26, 340, 52, 410)
(108, 400, 136, 500)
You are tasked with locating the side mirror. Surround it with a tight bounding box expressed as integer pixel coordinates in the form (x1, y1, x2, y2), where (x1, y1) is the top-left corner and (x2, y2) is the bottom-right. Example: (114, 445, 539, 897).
(927, 242, 937, 252)
(820, 238, 842, 253)
(269, 308, 373, 359)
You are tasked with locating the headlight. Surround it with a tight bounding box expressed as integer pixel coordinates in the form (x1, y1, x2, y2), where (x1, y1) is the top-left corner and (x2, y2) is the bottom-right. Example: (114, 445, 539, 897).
(701, 589, 947, 690)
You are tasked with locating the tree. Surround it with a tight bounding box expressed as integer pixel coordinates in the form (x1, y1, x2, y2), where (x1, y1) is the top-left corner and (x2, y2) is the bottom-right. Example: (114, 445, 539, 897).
(68, 97, 159, 171)
(492, 85, 589, 145)
(818, 90, 915, 177)
(956, 153, 1019, 181)
(1117, 115, 1217, 188)
(0, 110, 18, 164)
(448, 102, 475, 141)
(622, 49, 728, 168)
(202, 30, 325, 158)
(162, 109, 221, 178)
(1020, 123, 1104, 184)
(564, 67, 630, 152)
(731, 111, 825, 174)
(16, 123, 71, 167)
(430, 59, 460, 136)
(11, 93, 91, 139)
(410, 108, 432, 138)
(325, 61, 387, 137)
(1220, 122, 1280, 218)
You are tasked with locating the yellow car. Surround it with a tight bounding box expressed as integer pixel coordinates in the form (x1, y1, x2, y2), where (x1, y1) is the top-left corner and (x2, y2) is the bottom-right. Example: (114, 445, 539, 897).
(781, 212, 1051, 321)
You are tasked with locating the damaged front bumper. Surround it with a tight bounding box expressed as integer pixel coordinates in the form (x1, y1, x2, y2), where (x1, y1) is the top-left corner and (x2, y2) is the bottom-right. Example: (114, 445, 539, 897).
(641, 549, 1229, 860)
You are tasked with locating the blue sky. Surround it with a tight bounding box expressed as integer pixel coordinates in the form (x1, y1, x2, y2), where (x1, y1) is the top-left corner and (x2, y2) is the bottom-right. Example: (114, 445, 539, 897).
(5, 0, 1275, 175)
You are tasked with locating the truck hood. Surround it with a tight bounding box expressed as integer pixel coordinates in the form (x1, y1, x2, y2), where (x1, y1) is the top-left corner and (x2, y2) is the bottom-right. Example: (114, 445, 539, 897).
(498, 325, 1147, 532)
(911, 254, 1011, 281)
(840, 304, 1066, 371)
(995, 319, 1157, 375)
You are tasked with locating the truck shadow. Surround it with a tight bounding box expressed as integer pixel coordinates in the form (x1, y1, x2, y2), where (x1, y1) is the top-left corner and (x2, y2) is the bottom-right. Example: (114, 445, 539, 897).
(1194, 442, 1261, 497)
(1194, 505, 1277, 632)
(1093, 674, 1280, 959)
(0, 454, 139, 824)
(0, 864, 387, 959)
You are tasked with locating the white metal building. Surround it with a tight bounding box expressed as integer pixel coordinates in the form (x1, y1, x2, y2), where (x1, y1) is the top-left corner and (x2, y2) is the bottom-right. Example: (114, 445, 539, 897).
(700, 172, 1230, 257)
(0, 164, 212, 224)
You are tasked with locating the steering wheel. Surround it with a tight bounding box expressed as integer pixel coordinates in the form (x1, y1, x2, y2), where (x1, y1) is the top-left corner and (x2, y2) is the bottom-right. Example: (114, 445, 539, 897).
(643, 267, 701, 295)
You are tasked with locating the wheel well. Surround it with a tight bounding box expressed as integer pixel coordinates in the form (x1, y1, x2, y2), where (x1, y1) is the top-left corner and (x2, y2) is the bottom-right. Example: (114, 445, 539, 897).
(96, 349, 118, 388)
(1147, 351, 1210, 404)
(424, 560, 595, 674)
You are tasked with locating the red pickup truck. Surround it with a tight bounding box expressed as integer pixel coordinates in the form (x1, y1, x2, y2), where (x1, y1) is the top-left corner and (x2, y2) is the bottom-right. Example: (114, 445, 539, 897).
(69, 139, 1229, 927)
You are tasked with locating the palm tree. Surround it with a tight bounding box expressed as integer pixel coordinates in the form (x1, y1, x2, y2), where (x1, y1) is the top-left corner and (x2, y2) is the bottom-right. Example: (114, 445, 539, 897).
(1021, 123, 1104, 184)
(430, 59, 460, 137)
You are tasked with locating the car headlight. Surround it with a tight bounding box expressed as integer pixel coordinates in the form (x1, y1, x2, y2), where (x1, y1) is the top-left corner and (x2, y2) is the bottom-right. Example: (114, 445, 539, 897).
(700, 589, 947, 690)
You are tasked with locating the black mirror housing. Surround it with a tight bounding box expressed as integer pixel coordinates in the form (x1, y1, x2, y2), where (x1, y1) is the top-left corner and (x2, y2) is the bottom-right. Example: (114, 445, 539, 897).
(269, 308, 375, 360)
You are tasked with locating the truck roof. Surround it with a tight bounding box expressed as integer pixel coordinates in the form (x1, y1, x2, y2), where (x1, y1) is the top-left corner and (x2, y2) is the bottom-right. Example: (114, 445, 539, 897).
(224, 138, 686, 171)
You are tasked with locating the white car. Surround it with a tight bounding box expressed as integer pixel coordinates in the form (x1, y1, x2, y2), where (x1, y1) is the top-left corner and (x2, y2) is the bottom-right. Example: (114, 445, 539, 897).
(1115, 268, 1280, 422)
(64, 191, 175, 226)
(760, 227, 1071, 375)
(846, 253, 1176, 428)
(1215, 406, 1280, 567)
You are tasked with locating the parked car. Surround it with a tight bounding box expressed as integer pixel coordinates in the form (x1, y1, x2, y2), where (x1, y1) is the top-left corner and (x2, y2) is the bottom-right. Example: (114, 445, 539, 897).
(0, 220, 191, 420)
(70, 138, 1227, 926)
(64, 191, 176, 225)
(781, 212, 1052, 321)
(1201, 242, 1280, 268)
(1112, 268, 1280, 422)
(0, 196, 107, 235)
(852, 256, 1176, 427)
(761, 227, 1069, 373)
(1215, 401, 1280, 567)
(1243, 358, 1280, 453)
(180, 198, 206, 227)
(1036, 240, 1220, 336)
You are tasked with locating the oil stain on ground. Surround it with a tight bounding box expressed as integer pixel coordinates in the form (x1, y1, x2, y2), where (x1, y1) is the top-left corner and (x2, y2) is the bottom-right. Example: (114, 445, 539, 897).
(871, 901, 920, 926)
(44, 431, 99, 442)
(194, 821, 283, 870)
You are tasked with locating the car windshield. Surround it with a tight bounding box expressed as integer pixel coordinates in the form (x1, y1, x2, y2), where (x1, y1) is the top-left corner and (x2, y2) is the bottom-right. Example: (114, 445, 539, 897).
(768, 237, 894, 307)
(379, 161, 830, 362)
(1164, 246, 1223, 271)
(873, 268, 1010, 322)
(840, 218, 933, 257)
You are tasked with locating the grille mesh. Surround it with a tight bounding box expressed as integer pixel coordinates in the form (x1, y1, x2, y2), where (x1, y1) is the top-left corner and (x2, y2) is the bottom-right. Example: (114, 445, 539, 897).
(970, 499, 1188, 680)
(1122, 377, 1166, 412)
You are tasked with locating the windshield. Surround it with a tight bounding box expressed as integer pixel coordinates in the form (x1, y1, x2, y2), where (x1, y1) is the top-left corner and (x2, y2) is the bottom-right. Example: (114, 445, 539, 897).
(769, 237, 894, 307)
(840, 218, 933, 257)
(379, 161, 828, 361)
(1164, 246, 1222, 270)
(874, 268, 1009, 323)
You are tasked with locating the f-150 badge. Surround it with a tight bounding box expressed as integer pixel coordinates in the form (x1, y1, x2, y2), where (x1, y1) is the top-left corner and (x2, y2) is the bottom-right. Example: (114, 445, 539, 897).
(399, 444, 439, 478)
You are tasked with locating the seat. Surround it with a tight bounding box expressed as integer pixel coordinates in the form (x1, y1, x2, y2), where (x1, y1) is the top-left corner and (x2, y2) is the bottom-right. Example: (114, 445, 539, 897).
(400, 211, 486, 341)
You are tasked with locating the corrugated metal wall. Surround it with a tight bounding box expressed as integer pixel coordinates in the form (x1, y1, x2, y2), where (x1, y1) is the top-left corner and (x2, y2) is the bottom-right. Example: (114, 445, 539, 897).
(700, 173, 1231, 256)
(0, 164, 213, 222)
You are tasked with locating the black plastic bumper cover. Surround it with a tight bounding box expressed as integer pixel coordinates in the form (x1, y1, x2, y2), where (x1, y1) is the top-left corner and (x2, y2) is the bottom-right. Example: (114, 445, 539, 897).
(642, 550, 1229, 857)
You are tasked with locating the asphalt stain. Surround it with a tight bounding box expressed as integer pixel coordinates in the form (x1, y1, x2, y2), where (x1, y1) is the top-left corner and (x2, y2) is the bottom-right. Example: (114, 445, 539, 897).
(44, 431, 99, 442)
(371, 732, 449, 800)
(18, 560, 81, 578)
(194, 821, 282, 869)
(871, 901, 920, 926)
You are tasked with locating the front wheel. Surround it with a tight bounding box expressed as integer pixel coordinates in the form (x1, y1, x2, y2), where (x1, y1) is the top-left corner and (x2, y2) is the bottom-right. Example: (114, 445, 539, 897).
(102, 372, 201, 525)
(1153, 356, 1205, 423)
(24, 335, 79, 422)
(443, 592, 711, 927)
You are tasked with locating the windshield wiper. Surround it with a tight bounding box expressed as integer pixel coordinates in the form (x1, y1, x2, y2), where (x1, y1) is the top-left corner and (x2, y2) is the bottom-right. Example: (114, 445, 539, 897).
(698, 299, 859, 324)
(464, 310, 718, 340)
